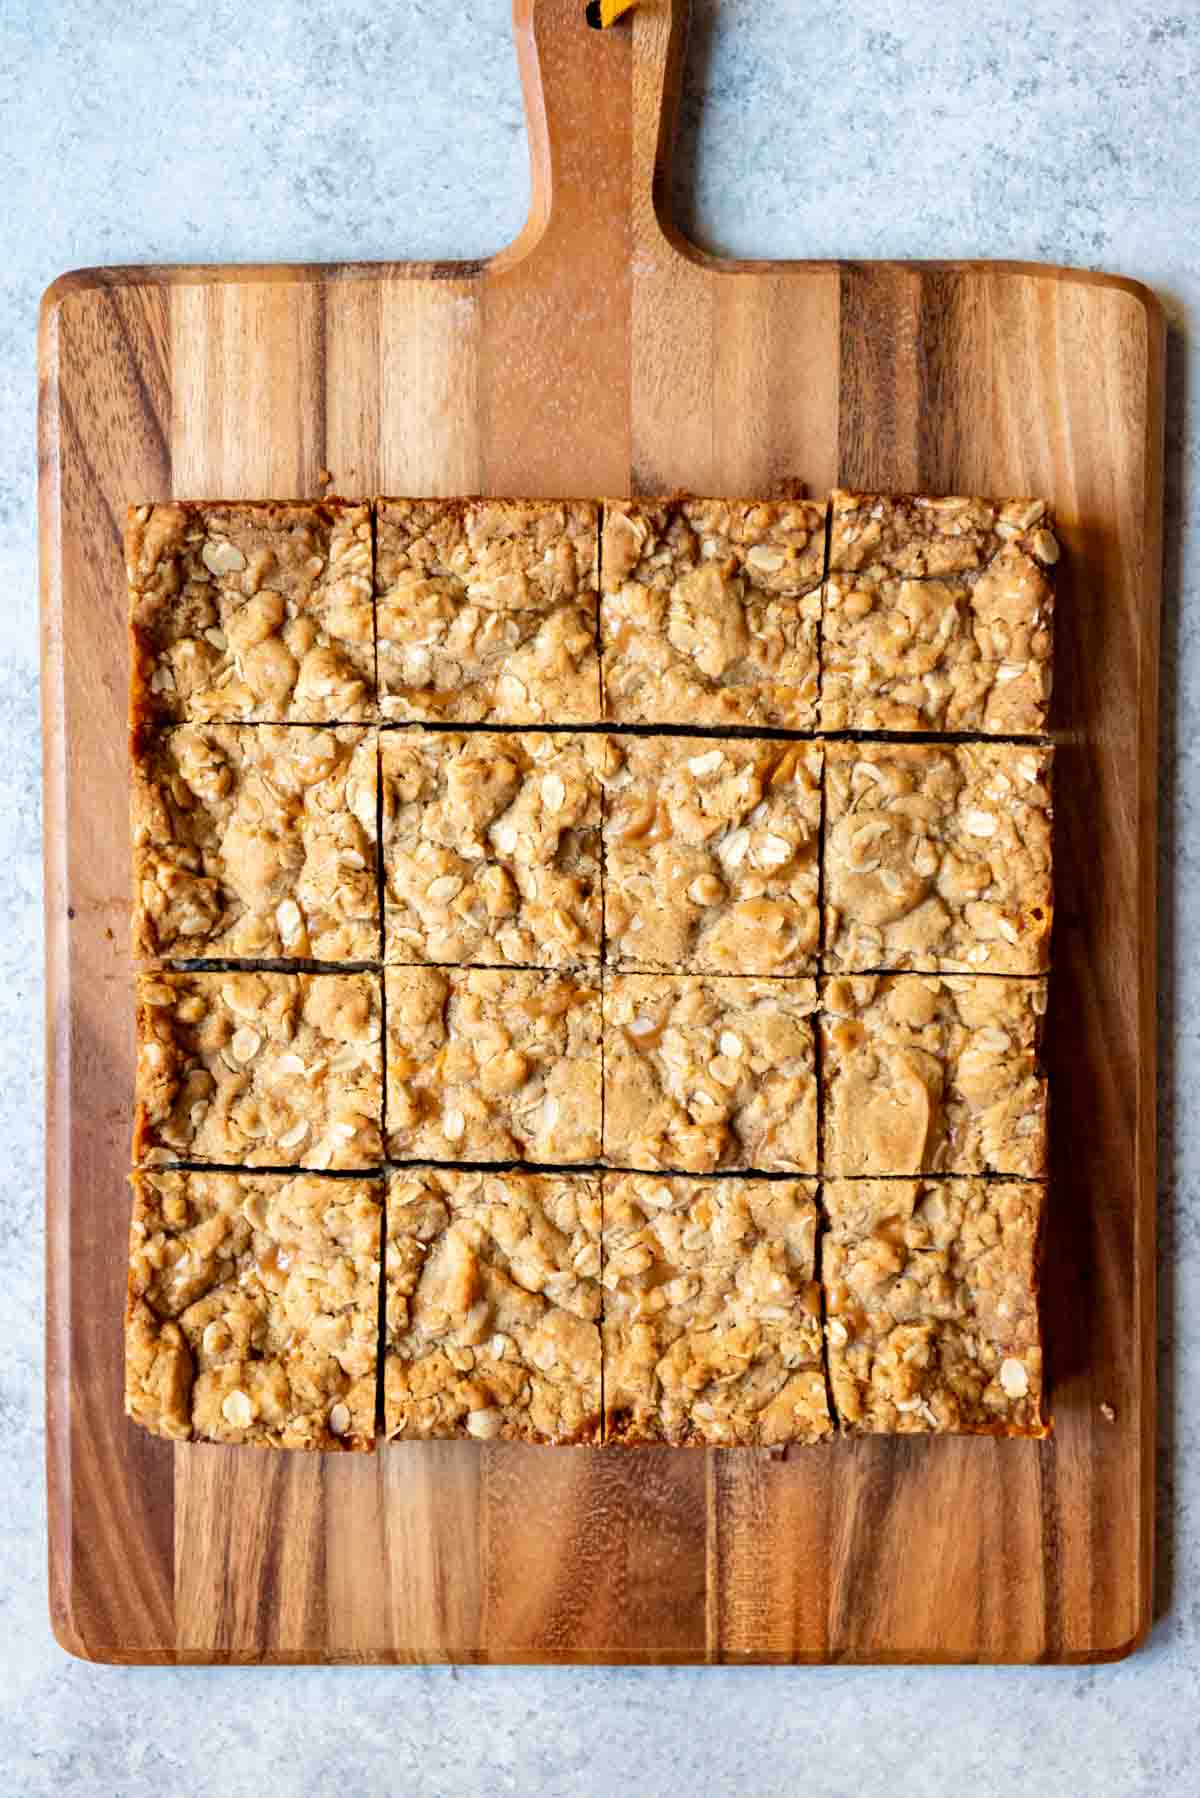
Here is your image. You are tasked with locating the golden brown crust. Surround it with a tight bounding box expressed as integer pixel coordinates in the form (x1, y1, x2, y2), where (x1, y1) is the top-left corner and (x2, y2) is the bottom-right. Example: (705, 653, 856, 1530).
(127, 501, 375, 727)
(375, 498, 600, 723)
(384, 1168, 601, 1443)
(131, 724, 378, 962)
(125, 1170, 382, 1448)
(381, 729, 602, 967)
(823, 1178, 1047, 1436)
(385, 967, 602, 1164)
(602, 1174, 830, 1446)
(824, 742, 1053, 974)
(602, 736, 821, 976)
(603, 974, 818, 1173)
(821, 973, 1048, 1177)
(600, 497, 823, 728)
(134, 969, 383, 1170)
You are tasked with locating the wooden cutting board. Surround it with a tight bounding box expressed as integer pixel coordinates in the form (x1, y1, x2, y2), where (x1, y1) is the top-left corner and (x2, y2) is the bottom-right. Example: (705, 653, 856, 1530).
(39, 0, 1163, 1664)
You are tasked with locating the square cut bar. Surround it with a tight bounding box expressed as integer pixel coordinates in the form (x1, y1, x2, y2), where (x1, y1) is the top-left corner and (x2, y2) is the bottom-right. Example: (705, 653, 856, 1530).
(602, 1174, 831, 1446)
(821, 492, 1058, 734)
(381, 730, 602, 967)
(821, 973, 1048, 1178)
(375, 499, 600, 723)
(384, 1168, 601, 1443)
(823, 1178, 1046, 1436)
(131, 724, 379, 962)
(600, 497, 825, 728)
(134, 969, 383, 1170)
(603, 736, 821, 976)
(127, 501, 375, 725)
(385, 968, 602, 1164)
(603, 974, 818, 1173)
(125, 1169, 382, 1448)
(824, 741, 1053, 975)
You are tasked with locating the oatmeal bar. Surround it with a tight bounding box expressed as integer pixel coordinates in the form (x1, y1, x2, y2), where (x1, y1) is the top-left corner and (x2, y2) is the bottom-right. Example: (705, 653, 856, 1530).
(134, 969, 383, 1170)
(823, 1178, 1046, 1436)
(384, 1168, 600, 1443)
(381, 730, 601, 967)
(600, 498, 824, 728)
(603, 974, 818, 1173)
(824, 742, 1052, 975)
(603, 736, 821, 976)
(375, 499, 600, 723)
(127, 501, 375, 725)
(821, 973, 1047, 1177)
(821, 493, 1058, 734)
(602, 1174, 830, 1446)
(385, 968, 601, 1164)
(125, 1169, 381, 1448)
(131, 724, 379, 962)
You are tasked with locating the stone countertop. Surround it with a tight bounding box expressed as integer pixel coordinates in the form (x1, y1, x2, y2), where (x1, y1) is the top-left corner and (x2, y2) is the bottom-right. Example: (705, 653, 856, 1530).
(3, 1, 1195, 1792)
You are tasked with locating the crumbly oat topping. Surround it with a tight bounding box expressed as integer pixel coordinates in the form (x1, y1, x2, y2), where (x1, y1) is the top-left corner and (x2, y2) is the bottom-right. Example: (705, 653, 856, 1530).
(602, 1174, 830, 1445)
(375, 499, 600, 723)
(385, 967, 602, 1163)
(824, 742, 1052, 974)
(381, 730, 602, 967)
(122, 484, 1061, 1455)
(134, 970, 383, 1170)
(600, 498, 824, 728)
(829, 491, 1060, 579)
(125, 1170, 381, 1447)
(603, 735, 821, 975)
(127, 502, 375, 725)
(131, 724, 378, 962)
(823, 1177, 1045, 1435)
(820, 558, 1054, 734)
(821, 973, 1047, 1177)
(384, 1168, 601, 1443)
(603, 974, 818, 1173)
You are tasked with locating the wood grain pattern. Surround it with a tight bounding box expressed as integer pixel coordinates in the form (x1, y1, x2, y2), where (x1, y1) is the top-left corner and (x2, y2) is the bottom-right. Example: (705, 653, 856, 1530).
(39, 0, 1163, 1664)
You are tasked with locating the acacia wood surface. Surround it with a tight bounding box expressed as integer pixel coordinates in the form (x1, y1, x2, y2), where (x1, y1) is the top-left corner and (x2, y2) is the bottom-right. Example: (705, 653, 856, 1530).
(39, 0, 1164, 1664)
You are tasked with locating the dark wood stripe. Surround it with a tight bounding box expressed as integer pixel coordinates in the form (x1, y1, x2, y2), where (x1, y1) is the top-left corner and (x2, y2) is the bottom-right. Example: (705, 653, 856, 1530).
(837, 263, 922, 490)
(109, 286, 171, 487)
(47, 286, 177, 1660)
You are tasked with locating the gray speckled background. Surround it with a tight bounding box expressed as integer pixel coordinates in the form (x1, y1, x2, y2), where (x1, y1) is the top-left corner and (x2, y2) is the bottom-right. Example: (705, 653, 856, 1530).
(3, 1, 1196, 1791)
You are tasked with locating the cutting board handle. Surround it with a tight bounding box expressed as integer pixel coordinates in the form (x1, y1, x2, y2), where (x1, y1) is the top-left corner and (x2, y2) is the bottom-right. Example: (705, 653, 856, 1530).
(500, 0, 689, 271)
